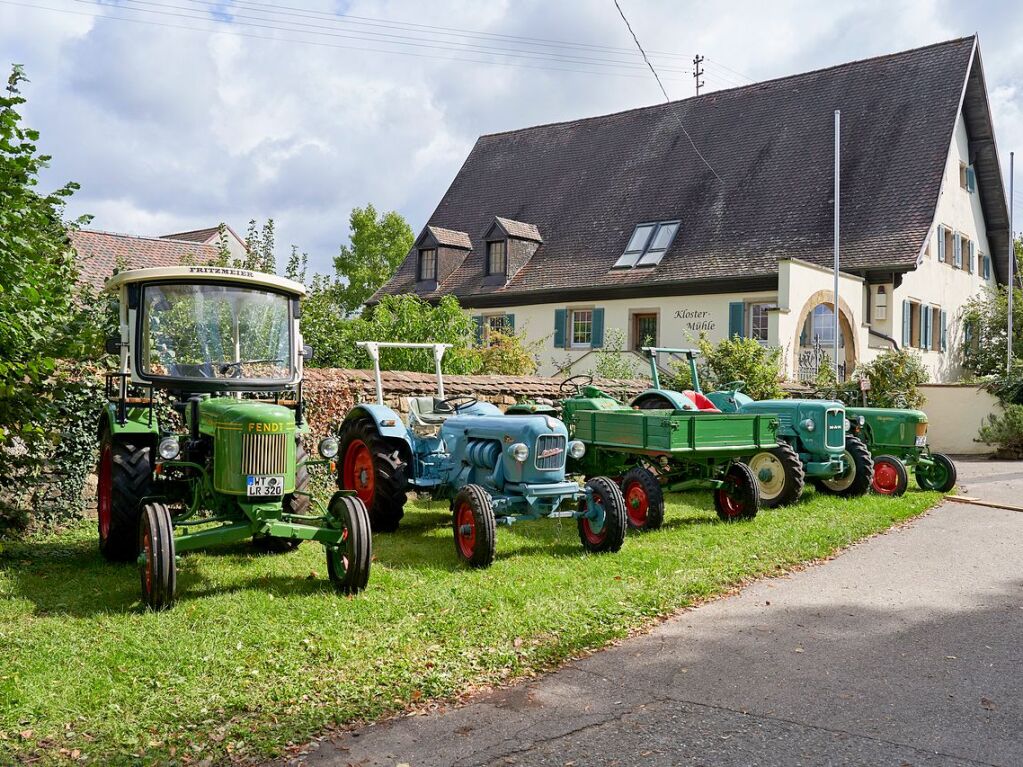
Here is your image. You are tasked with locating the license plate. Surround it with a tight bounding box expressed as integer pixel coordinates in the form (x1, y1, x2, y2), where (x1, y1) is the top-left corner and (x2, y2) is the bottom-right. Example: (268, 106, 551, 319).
(247, 475, 285, 497)
(915, 436, 927, 447)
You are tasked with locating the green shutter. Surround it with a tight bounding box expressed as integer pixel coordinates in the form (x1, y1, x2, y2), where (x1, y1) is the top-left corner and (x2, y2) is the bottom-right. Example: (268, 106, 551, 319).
(937, 226, 945, 262)
(553, 308, 566, 349)
(728, 302, 745, 338)
(902, 301, 911, 348)
(940, 310, 948, 352)
(921, 306, 931, 350)
(472, 315, 484, 346)
(591, 308, 605, 348)
(505, 313, 515, 333)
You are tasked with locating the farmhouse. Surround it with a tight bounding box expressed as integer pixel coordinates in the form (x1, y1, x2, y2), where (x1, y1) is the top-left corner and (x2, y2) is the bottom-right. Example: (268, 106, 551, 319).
(375, 36, 1010, 382)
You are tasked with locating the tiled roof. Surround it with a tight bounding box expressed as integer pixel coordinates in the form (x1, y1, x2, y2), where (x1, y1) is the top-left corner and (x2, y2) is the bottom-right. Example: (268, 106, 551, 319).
(160, 226, 221, 243)
(493, 216, 542, 242)
(70, 229, 218, 291)
(378, 37, 987, 305)
(426, 225, 472, 249)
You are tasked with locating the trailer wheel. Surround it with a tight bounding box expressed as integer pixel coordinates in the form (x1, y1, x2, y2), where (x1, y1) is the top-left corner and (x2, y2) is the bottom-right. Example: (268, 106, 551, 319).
(253, 439, 308, 553)
(326, 494, 372, 594)
(714, 462, 760, 522)
(748, 441, 805, 507)
(578, 476, 627, 553)
(816, 436, 874, 498)
(872, 455, 908, 496)
(338, 418, 408, 533)
(452, 485, 497, 568)
(98, 429, 154, 562)
(915, 452, 957, 493)
(139, 502, 176, 611)
(620, 466, 665, 531)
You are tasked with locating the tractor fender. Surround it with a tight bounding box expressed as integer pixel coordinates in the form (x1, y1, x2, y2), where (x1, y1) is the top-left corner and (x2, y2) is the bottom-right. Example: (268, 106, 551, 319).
(343, 404, 412, 446)
(629, 388, 696, 410)
(98, 402, 159, 442)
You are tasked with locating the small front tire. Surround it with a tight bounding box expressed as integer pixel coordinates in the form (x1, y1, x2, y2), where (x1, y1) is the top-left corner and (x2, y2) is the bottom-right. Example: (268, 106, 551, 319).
(916, 452, 957, 493)
(452, 485, 497, 568)
(748, 442, 805, 508)
(620, 466, 665, 531)
(326, 494, 372, 594)
(578, 476, 627, 553)
(872, 455, 909, 496)
(139, 502, 176, 611)
(714, 462, 760, 522)
(815, 436, 874, 498)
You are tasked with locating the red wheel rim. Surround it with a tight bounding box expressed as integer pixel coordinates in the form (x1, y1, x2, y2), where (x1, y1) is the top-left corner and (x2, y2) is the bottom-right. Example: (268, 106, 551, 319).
(581, 491, 607, 544)
(624, 481, 648, 527)
(455, 502, 476, 559)
(142, 526, 153, 595)
(717, 480, 744, 518)
(98, 444, 112, 541)
(342, 440, 375, 506)
(873, 460, 901, 495)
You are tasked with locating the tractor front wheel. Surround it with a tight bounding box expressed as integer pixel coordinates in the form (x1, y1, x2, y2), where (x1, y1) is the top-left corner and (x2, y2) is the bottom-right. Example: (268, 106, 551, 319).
(578, 476, 627, 553)
(748, 441, 805, 508)
(338, 418, 408, 533)
(139, 502, 176, 611)
(452, 485, 497, 568)
(815, 436, 874, 498)
(915, 452, 957, 493)
(872, 455, 909, 496)
(326, 494, 372, 594)
(98, 430, 154, 562)
(714, 462, 760, 522)
(620, 466, 665, 531)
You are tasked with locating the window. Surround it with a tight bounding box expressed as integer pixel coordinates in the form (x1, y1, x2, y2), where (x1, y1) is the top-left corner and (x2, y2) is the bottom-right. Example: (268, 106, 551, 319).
(418, 248, 437, 281)
(486, 240, 507, 276)
(632, 313, 657, 350)
(614, 220, 680, 268)
(960, 162, 976, 193)
(571, 309, 593, 348)
(982, 253, 991, 280)
(874, 285, 888, 321)
(749, 303, 769, 343)
(909, 302, 921, 348)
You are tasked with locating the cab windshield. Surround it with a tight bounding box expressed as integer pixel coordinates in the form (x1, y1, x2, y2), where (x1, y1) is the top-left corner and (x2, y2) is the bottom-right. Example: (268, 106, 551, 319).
(140, 283, 293, 384)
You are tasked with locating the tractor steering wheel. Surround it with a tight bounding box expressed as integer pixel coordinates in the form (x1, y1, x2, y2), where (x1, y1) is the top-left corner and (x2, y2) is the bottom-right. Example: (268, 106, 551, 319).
(559, 374, 594, 395)
(722, 380, 746, 393)
(438, 394, 479, 413)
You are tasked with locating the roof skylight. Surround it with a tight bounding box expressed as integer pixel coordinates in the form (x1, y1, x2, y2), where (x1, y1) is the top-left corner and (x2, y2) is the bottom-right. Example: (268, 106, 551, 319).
(614, 221, 680, 268)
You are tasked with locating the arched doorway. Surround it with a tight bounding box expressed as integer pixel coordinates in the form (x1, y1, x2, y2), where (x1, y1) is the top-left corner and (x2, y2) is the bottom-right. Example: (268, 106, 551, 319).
(793, 292, 857, 382)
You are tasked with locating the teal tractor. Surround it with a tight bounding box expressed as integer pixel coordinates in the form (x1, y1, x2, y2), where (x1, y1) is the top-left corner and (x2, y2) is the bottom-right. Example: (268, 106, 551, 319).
(97, 267, 372, 610)
(631, 348, 874, 505)
(335, 342, 628, 568)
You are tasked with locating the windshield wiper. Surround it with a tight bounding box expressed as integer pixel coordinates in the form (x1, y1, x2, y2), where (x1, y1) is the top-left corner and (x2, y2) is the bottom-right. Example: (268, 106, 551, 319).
(218, 358, 284, 374)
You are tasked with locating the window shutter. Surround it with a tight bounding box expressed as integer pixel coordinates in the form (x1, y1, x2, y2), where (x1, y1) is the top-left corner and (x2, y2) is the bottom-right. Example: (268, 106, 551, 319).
(937, 226, 946, 262)
(968, 241, 975, 273)
(940, 310, 948, 352)
(553, 309, 566, 349)
(953, 233, 962, 268)
(967, 166, 976, 192)
(902, 301, 911, 347)
(728, 302, 746, 339)
(472, 315, 484, 346)
(921, 306, 931, 350)
(505, 313, 515, 333)
(591, 308, 605, 348)
(984, 255, 991, 280)
(964, 320, 973, 347)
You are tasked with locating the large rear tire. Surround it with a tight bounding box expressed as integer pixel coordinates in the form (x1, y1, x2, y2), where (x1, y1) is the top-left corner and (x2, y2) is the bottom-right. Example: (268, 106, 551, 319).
(620, 466, 665, 531)
(326, 494, 372, 593)
(816, 436, 874, 498)
(915, 452, 957, 493)
(452, 484, 497, 568)
(748, 441, 805, 508)
(338, 418, 408, 533)
(97, 430, 153, 562)
(714, 462, 760, 522)
(252, 439, 308, 553)
(139, 501, 176, 611)
(872, 455, 909, 497)
(578, 476, 627, 553)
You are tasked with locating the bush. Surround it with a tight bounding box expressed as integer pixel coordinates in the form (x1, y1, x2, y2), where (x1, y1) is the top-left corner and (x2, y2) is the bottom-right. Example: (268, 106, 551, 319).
(977, 404, 1023, 458)
(593, 328, 642, 380)
(675, 335, 783, 399)
(480, 330, 542, 375)
(979, 361, 1023, 405)
(852, 349, 929, 409)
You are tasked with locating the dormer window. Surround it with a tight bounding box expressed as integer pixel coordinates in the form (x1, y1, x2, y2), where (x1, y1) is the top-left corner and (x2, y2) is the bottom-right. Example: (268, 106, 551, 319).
(486, 240, 507, 276)
(614, 220, 680, 268)
(418, 248, 437, 281)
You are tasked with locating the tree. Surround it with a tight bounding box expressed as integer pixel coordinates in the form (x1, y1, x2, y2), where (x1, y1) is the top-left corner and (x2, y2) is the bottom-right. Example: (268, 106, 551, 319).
(330, 204, 413, 316)
(240, 218, 277, 273)
(284, 245, 308, 284)
(961, 266, 1023, 379)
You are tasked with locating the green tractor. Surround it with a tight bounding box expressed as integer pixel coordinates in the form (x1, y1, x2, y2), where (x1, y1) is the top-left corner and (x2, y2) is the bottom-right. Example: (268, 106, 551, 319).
(97, 266, 372, 610)
(632, 348, 874, 506)
(845, 407, 957, 496)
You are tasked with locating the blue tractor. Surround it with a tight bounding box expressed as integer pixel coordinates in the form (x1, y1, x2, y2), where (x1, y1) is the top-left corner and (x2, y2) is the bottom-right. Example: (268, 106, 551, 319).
(336, 342, 627, 568)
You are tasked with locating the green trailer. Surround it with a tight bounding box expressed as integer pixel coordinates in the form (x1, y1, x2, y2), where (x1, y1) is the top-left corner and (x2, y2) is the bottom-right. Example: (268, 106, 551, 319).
(510, 377, 778, 529)
(845, 407, 957, 496)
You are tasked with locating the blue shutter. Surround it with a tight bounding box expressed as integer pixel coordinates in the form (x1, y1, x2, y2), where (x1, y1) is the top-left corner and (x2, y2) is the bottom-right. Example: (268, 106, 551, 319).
(902, 301, 911, 348)
(984, 255, 991, 280)
(937, 226, 946, 262)
(968, 241, 975, 273)
(967, 166, 976, 192)
(921, 306, 931, 350)
(553, 309, 566, 349)
(953, 233, 962, 268)
(728, 302, 746, 339)
(505, 313, 515, 333)
(940, 310, 948, 352)
(591, 308, 605, 348)
(472, 315, 485, 346)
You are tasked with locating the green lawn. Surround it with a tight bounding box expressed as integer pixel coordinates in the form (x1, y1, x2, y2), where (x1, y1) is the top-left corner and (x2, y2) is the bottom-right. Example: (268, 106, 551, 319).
(1, 487, 940, 765)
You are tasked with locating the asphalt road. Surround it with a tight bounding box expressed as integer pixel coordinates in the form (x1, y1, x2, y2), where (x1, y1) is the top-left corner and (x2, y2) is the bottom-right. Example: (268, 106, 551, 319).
(286, 458, 1023, 767)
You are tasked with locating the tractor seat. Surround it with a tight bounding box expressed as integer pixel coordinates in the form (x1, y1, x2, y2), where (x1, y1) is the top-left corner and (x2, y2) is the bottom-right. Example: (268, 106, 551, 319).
(681, 390, 721, 413)
(408, 396, 454, 426)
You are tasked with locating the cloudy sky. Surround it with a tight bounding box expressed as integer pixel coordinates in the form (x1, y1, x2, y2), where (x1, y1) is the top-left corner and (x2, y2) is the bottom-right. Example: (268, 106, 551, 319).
(3, 0, 1022, 276)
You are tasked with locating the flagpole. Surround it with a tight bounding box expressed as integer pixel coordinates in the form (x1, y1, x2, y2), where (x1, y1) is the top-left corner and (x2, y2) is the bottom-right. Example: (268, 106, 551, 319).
(1009, 151, 1015, 372)
(834, 110, 841, 379)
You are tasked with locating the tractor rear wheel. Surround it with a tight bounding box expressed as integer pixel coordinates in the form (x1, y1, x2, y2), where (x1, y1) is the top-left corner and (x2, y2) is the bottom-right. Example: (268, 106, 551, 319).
(815, 436, 874, 498)
(252, 439, 308, 553)
(139, 501, 176, 611)
(326, 493, 372, 593)
(620, 466, 665, 531)
(452, 484, 497, 568)
(748, 441, 805, 508)
(578, 476, 627, 553)
(338, 418, 408, 533)
(632, 392, 678, 410)
(97, 430, 154, 562)
(714, 462, 760, 522)
(915, 452, 957, 492)
(872, 455, 909, 496)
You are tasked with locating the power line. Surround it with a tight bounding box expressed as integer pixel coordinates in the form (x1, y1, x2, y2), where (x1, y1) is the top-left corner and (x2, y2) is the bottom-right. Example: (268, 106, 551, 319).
(3, 0, 687, 81)
(704, 56, 756, 83)
(611, 0, 722, 182)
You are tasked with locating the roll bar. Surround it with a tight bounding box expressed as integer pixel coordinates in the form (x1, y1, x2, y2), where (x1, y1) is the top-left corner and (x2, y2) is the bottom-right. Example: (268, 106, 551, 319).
(639, 346, 702, 393)
(356, 341, 452, 405)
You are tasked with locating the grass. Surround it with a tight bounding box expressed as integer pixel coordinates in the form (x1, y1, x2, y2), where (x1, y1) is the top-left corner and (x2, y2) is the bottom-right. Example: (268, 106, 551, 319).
(0, 486, 941, 765)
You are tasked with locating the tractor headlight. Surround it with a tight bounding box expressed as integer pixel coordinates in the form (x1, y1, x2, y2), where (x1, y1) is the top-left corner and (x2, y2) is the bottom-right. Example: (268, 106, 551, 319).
(318, 436, 339, 459)
(509, 442, 529, 462)
(843, 417, 851, 432)
(158, 436, 181, 460)
(801, 418, 816, 432)
(856, 415, 865, 427)
(568, 440, 586, 459)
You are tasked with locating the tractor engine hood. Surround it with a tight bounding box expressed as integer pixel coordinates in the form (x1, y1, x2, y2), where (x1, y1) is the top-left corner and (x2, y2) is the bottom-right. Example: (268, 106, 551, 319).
(441, 413, 571, 484)
(198, 397, 297, 436)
